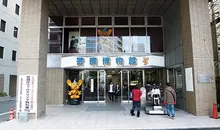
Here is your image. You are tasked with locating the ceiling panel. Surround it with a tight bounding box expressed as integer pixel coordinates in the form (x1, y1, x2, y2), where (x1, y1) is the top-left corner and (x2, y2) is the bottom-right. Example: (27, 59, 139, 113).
(49, 0, 176, 16)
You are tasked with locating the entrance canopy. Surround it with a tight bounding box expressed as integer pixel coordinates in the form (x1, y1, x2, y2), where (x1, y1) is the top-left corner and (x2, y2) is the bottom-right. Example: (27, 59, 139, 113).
(49, 0, 175, 16)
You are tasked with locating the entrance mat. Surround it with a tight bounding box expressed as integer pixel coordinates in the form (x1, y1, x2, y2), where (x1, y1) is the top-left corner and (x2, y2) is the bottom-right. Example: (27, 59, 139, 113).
(86, 105, 125, 111)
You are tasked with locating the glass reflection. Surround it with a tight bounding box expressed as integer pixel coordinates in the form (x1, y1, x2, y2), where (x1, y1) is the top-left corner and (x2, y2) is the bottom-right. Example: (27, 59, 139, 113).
(79, 37, 96, 53)
(97, 36, 113, 53)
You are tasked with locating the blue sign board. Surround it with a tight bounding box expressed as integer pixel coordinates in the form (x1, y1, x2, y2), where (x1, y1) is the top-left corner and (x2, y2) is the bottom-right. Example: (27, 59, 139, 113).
(103, 57, 111, 66)
(77, 57, 84, 66)
(129, 57, 137, 65)
(90, 57, 97, 66)
(116, 57, 124, 66)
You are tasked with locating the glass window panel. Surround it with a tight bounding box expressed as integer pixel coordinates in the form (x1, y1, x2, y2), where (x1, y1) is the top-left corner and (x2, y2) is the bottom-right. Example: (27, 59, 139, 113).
(130, 36, 149, 53)
(48, 28, 62, 53)
(114, 28, 129, 36)
(147, 27, 163, 52)
(81, 28, 96, 36)
(15, 4, 20, 15)
(131, 28, 146, 36)
(13, 27, 18, 38)
(79, 28, 96, 53)
(49, 16, 63, 26)
(0, 46, 4, 59)
(115, 17, 128, 25)
(131, 17, 145, 25)
(1, 20, 6, 32)
(147, 17, 161, 25)
(114, 28, 129, 53)
(12, 50, 16, 61)
(98, 17, 112, 25)
(65, 17, 79, 26)
(80, 37, 96, 53)
(2, 0, 7, 7)
(82, 17, 95, 25)
(83, 71, 98, 101)
(97, 28, 113, 53)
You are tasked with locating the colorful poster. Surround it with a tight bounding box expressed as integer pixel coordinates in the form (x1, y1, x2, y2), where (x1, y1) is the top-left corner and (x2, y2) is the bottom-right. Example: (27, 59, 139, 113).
(17, 75, 38, 113)
(68, 31, 80, 53)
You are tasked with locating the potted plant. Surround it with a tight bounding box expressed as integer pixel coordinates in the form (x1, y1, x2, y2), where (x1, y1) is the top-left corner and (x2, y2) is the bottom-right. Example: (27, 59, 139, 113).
(67, 79, 82, 105)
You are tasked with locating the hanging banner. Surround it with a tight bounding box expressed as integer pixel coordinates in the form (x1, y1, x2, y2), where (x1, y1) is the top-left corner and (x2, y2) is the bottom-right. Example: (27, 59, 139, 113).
(17, 75, 38, 113)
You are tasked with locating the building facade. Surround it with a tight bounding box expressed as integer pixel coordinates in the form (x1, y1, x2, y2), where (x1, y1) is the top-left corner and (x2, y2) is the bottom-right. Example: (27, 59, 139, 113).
(0, 0, 21, 96)
(16, 0, 217, 119)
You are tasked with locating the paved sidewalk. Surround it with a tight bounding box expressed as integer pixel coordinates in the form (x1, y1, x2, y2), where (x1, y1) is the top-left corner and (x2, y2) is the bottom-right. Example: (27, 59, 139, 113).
(0, 103, 220, 130)
(0, 97, 16, 102)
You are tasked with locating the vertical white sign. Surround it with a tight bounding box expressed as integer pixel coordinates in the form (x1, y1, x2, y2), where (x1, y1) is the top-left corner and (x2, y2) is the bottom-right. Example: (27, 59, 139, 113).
(185, 68, 194, 92)
(91, 79, 94, 92)
(17, 75, 38, 113)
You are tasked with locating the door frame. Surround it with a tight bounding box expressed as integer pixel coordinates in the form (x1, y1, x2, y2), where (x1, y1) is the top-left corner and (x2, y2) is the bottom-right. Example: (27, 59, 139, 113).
(120, 70, 130, 102)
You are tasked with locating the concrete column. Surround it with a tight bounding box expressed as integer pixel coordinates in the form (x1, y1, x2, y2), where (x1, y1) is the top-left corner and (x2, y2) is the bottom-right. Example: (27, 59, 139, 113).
(17, 0, 49, 119)
(180, 0, 217, 115)
(46, 69, 65, 105)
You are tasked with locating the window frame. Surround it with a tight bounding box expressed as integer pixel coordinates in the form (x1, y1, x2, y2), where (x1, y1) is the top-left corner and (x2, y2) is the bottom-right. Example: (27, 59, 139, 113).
(13, 27, 18, 38)
(0, 19, 6, 32)
(15, 4, 20, 15)
(12, 50, 16, 61)
(2, 0, 8, 7)
(0, 46, 4, 59)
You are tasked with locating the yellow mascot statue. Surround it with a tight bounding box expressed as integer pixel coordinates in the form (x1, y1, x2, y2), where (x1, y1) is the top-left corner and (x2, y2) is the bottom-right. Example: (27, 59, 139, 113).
(67, 79, 82, 105)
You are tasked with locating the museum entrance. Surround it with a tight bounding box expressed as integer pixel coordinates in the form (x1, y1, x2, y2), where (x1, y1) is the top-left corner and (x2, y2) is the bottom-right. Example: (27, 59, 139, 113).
(81, 69, 130, 103)
(67, 69, 164, 103)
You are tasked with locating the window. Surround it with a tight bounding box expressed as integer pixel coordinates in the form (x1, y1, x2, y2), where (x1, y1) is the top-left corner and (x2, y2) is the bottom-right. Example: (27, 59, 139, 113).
(98, 17, 112, 25)
(131, 17, 145, 25)
(13, 27, 18, 38)
(15, 4, 20, 15)
(0, 46, 4, 59)
(115, 17, 128, 25)
(65, 17, 78, 26)
(2, 0, 7, 7)
(81, 17, 95, 25)
(0, 20, 6, 32)
(12, 50, 16, 61)
(147, 17, 161, 25)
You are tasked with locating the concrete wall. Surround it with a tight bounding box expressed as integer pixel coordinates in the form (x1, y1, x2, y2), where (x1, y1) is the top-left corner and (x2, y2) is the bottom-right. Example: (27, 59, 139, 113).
(163, 0, 186, 110)
(180, 0, 216, 116)
(46, 68, 65, 105)
(0, 0, 22, 95)
(164, 0, 183, 67)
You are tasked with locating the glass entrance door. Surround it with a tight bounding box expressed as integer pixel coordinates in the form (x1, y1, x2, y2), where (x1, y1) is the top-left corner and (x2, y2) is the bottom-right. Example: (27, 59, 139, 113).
(82, 70, 106, 102)
(121, 70, 129, 101)
(98, 70, 106, 102)
(83, 71, 98, 101)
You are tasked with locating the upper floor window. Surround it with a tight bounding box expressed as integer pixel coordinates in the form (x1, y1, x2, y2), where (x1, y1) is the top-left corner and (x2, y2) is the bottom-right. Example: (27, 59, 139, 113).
(2, 0, 7, 7)
(0, 46, 4, 59)
(14, 27, 18, 38)
(0, 19, 6, 32)
(12, 50, 16, 61)
(15, 4, 20, 15)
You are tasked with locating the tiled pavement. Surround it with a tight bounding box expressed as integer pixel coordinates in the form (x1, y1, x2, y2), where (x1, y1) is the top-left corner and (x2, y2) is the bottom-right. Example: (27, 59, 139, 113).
(0, 103, 220, 130)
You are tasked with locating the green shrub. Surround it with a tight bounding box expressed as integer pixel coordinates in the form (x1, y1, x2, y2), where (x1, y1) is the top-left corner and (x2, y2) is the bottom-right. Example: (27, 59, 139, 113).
(0, 92, 7, 97)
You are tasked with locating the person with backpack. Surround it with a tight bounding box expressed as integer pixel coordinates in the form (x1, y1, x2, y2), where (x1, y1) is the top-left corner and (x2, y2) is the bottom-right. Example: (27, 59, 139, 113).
(130, 84, 142, 117)
(164, 83, 176, 119)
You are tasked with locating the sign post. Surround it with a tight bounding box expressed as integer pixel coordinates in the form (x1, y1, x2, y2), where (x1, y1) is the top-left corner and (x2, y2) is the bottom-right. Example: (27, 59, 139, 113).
(17, 75, 38, 115)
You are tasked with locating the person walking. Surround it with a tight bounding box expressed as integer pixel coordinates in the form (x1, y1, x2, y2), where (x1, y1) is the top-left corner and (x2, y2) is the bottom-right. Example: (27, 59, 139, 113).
(108, 82, 114, 102)
(164, 83, 176, 119)
(130, 84, 142, 117)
